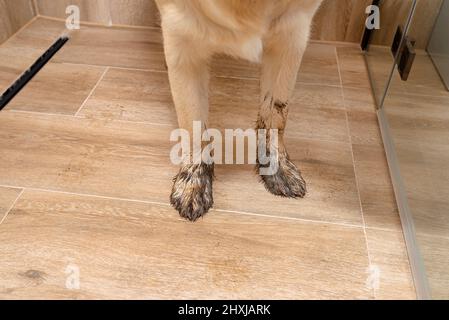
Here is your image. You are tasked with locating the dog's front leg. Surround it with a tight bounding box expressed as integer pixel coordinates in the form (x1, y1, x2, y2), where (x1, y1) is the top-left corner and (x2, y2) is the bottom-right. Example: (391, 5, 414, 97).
(163, 31, 214, 221)
(256, 15, 313, 198)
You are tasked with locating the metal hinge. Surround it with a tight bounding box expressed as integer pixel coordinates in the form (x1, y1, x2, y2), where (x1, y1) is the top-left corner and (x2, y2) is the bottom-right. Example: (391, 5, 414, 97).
(392, 26, 416, 81)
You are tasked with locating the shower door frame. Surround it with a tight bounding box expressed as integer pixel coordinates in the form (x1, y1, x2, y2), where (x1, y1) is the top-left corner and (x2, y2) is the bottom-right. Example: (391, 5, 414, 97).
(364, 0, 432, 300)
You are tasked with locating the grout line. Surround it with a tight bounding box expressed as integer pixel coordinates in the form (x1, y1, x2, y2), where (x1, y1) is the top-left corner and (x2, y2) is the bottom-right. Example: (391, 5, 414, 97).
(6, 109, 89, 118)
(213, 74, 342, 88)
(214, 209, 364, 229)
(364, 225, 404, 233)
(389, 90, 449, 99)
(38, 15, 162, 31)
(5, 109, 175, 128)
(58, 62, 108, 71)
(0, 189, 24, 226)
(59, 62, 166, 73)
(336, 46, 376, 299)
(0, 184, 368, 230)
(413, 232, 449, 242)
(74, 66, 110, 117)
(0, 185, 170, 207)
(296, 81, 341, 89)
(5, 109, 353, 145)
(363, 225, 449, 242)
(72, 114, 175, 128)
(99, 65, 165, 74)
(309, 39, 360, 47)
(4, 112, 352, 146)
(57, 63, 343, 89)
(341, 85, 374, 92)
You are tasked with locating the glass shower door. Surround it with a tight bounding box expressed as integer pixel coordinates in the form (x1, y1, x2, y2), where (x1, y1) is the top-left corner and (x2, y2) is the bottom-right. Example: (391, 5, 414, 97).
(428, 0, 449, 90)
(364, 0, 415, 107)
(371, 0, 449, 300)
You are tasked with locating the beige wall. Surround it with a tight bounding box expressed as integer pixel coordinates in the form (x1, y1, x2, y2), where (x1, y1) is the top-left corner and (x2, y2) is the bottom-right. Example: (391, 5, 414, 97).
(368, 0, 442, 49)
(0, 0, 36, 44)
(28, 0, 443, 49)
(313, 0, 442, 49)
(312, 0, 373, 43)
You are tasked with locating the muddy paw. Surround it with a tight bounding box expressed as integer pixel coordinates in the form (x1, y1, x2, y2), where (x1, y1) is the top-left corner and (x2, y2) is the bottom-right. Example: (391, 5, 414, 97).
(257, 155, 306, 198)
(170, 163, 215, 221)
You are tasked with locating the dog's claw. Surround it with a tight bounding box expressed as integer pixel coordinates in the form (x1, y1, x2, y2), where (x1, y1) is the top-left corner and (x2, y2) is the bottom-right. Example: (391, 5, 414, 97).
(257, 155, 306, 198)
(170, 163, 214, 221)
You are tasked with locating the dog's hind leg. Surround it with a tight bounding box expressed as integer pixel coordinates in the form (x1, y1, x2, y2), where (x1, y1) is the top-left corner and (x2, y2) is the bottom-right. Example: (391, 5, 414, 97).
(162, 30, 214, 221)
(256, 12, 315, 198)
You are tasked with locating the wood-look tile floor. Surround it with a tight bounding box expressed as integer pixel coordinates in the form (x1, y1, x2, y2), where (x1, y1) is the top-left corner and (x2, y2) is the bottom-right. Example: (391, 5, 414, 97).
(0, 18, 415, 300)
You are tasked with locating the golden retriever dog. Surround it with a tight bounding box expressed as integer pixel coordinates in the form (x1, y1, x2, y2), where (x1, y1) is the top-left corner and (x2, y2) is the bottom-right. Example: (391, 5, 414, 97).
(155, 0, 323, 221)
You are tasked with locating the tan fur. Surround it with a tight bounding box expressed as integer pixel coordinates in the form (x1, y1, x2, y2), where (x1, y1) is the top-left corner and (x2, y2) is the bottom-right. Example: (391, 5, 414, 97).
(155, 0, 323, 220)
